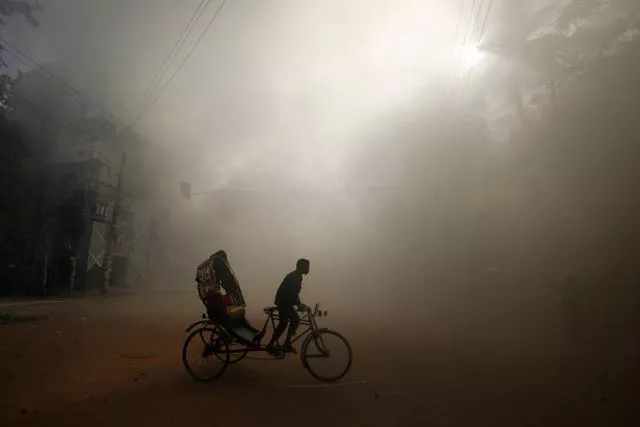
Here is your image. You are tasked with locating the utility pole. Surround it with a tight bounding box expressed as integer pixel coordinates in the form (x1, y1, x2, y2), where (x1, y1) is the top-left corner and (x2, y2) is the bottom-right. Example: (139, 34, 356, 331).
(102, 152, 126, 294)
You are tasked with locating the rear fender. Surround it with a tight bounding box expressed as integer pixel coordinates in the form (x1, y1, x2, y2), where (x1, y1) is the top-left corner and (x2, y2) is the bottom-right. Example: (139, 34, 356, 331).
(185, 319, 211, 332)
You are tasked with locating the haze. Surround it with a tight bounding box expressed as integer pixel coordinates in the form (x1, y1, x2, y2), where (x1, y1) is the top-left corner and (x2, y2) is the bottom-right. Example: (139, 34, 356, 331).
(1, 0, 638, 425)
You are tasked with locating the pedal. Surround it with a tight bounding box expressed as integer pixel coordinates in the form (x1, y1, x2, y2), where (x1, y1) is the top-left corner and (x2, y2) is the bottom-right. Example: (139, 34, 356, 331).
(266, 346, 285, 359)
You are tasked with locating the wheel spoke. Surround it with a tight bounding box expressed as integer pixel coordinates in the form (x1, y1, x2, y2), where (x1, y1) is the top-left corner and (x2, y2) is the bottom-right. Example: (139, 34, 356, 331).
(315, 335, 331, 357)
(301, 329, 352, 382)
(183, 327, 230, 381)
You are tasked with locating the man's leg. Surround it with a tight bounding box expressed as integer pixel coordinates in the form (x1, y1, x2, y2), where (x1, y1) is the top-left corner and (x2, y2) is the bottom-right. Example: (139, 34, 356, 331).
(267, 307, 290, 348)
(282, 309, 300, 351)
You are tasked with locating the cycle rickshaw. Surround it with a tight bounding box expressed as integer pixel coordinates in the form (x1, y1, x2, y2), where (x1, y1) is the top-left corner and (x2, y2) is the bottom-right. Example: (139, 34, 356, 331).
(182, 252, 353, 382)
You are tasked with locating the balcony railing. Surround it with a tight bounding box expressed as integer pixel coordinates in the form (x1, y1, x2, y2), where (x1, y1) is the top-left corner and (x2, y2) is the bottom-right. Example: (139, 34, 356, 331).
(90, 196, 114, 223)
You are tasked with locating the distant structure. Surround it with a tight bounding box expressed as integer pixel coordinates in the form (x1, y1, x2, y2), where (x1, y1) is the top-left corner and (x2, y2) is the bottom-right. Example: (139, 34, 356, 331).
(6, 69, 168, 296)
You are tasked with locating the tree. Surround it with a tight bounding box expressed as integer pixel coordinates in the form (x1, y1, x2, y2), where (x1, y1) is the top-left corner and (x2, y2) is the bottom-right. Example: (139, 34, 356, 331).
(0, 1, 41, 295)
(0, 50, 13, 113)
(0, 0, 40, 27)
(0, 0, 40, 114)
(482, 0, 639, 120)
(0, 115, 35, 295)
(473, 0, 640, 285)
(355, 0, 640, 290)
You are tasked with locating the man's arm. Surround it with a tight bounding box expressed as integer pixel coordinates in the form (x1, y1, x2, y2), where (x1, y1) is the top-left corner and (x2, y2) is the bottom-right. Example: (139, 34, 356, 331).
(294, 276, 303, 308)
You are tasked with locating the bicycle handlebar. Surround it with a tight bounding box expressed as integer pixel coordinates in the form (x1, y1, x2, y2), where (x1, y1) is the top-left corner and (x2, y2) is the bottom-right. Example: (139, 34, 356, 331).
(297, 303, 327, 318)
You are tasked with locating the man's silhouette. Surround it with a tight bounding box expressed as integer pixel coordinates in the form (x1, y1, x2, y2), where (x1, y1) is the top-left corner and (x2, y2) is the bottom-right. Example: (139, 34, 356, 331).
(267, 258, 310, 353)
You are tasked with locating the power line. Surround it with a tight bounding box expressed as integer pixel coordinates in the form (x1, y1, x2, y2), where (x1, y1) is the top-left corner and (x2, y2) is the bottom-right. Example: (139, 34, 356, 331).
(452, 0, 478, 84)
(446, 0, 468, 96)
(0, 35, 126, 127)
(451, 0, 467, 62)
(0, 36, 165, 151)
(4, 0, 225, 180)
(463, 0, 495, 88)
(132, 0, 211, 122)
(458, 0, 488, 84)
(472, 0, 488, 35)
(477, 0, 496, 44)
(127, 0, 228, 130)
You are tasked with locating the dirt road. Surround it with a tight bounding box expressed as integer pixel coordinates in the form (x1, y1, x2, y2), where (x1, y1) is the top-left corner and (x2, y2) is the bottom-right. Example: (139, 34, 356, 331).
(0, 290, 637, 426)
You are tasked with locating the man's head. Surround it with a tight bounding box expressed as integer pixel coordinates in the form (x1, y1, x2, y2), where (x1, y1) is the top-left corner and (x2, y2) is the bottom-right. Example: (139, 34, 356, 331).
(296, 258, 310, 275)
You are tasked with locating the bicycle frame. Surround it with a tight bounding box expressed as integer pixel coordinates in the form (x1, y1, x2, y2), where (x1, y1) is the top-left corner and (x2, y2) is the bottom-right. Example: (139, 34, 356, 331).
(260, 306, 318, 347)
(185, 304, 328, 356)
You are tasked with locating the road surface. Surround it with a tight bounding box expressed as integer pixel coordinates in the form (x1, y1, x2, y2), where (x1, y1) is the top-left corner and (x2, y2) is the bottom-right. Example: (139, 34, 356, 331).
(0, 290, 637, 426)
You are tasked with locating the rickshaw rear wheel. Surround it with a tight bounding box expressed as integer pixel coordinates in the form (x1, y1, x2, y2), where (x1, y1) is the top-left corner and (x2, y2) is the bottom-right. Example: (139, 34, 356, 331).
(183, 326, 230, 381)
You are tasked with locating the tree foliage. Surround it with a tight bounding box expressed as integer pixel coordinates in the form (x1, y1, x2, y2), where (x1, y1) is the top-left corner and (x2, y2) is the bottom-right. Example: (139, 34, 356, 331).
(358, 0, 640, 288)
(0, 115, 34, 294)
(477, 0, 640, 283)
(0, 0, 40, 27)
(0, 62, 13, 113)
(0, 1, 41, 295)
(483, 0, 639, 113)
(0, 0, 40, 114)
